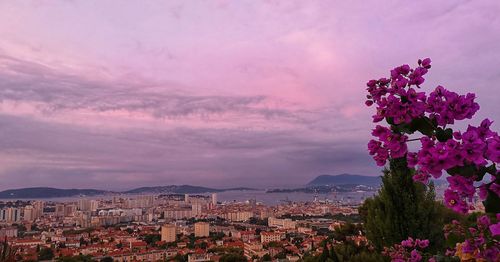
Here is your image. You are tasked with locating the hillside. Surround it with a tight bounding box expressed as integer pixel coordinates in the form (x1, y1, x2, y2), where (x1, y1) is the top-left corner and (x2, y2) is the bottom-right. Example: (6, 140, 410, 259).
(124, 185, 222, 194)
(307, 174, 381, 186)
(0, 187, 109, 199)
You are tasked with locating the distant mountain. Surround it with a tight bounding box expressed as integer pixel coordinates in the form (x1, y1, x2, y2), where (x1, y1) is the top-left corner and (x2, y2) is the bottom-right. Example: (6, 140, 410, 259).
(267, 184, 378, 194)
(0, 185, 259, 199)
(124, 185, 258, 194)
(124, 185, 222, 194)
(0, 187, 109, 199)
(307, 174, 381, 187)
(223, 187, 258, 192)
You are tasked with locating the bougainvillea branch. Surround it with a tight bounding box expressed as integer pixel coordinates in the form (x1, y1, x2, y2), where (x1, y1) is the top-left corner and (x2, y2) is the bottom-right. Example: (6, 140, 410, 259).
(366, 58, 499, 214)
(383, 237, 433, 262)
(443, 215, 499, 260)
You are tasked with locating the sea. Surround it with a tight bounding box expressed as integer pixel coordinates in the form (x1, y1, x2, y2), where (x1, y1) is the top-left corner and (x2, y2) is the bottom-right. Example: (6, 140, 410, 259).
(0, 190, 376, 206)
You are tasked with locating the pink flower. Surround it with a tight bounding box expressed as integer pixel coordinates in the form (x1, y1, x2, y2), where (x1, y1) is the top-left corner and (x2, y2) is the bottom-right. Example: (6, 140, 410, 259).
(401, 237, 414, 248)
(478, 184, 488, 200)
(489, 222, 500, 236)
(413, 170, 431, 184)
(410, 249, 422, 262)
(420, 58, 432, 69)
(477, 215, 491, 228)
(416, 239, 429, 249)
(490, 182, 500, 197)
(444, 189, 468, 213)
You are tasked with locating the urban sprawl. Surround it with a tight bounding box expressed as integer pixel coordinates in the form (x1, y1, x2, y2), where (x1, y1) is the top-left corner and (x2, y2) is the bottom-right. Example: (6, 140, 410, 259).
(0, 193, 368, 261)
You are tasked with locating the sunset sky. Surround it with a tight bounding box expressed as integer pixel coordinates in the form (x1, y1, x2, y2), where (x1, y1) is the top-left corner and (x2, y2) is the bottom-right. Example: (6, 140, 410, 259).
(0, 0, 499, 190)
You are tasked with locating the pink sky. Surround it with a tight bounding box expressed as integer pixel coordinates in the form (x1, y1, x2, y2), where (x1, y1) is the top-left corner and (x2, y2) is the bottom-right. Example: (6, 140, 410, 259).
(0, 0, 499, 190)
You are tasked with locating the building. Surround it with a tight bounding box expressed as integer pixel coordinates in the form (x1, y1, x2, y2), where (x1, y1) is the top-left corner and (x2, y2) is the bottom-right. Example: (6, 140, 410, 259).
(78, 199, 99, 211)
(164, 208, 192, 219)
(64, 205, 76, 217)
(211, 193, 217, 205)
(78, 199, 91, 211)
(90, 200, 99, 211)
(0, 209, 6, 221)
(0, 227, 18, 238)
(244, 242, 267, 259)
(23, 205, 35, 221)
(126, 195, 154, 208)
(161, 224, 177, 242)
(191, 203, 202, 217)
(240, 231, 257, 242)
(55, 204, 65, 217)
(194, 222, 210, 237)
(223, 211, 253, 222)
(187, 253, 211, 262)
(268, 217, 296, 229)
(260, 231, 284, 243)
(32, 201, 44, 217)
(4, 208, 21, 222)
(259, 209, 273, 219)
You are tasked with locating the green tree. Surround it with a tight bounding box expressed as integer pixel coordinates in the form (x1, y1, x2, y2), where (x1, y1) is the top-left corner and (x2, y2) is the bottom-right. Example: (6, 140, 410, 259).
(100, 257, 113, 262)
(319, 241, 330, 262)
(38, 247, 55, 261)
(329, 245, 340, 262)
(0, 238, 17, 262)
(261, 254, 272, 261)
(143, 234, 161, 246)
(360, 158, 452, 252)
(198, 241, 208, 249)
(56, 255, 94, 262)
(303, 239, 383, 262)
(219, 253, 247, 262)
(274, 252, 286, 259)
(332, 240, 383, 262)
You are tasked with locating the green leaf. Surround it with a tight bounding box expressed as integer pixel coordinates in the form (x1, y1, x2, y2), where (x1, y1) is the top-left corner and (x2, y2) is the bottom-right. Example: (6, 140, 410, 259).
(436, 128, 453, 142)
(485, 164, 497, 175)
(445, 232, 465, 248)
(446, 165, 477, 178)
(412, 117, 435, 137)
(394, 123, 415, 134)
(476, 166, 488, 182)
(400, 96, 409, 104)
(476, 164, 496, 181)
(483, 190, 500, 214)
(386, 117, 395, 125)
(430, 117, 438, 128)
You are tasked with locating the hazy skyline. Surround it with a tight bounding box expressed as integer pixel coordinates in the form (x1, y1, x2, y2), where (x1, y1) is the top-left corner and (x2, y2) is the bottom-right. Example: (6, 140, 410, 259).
(0, 0, 499, 190)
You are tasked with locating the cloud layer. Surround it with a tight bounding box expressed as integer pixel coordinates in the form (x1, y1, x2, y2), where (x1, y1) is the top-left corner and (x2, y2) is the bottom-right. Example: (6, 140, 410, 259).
(0, 0, 499, 189)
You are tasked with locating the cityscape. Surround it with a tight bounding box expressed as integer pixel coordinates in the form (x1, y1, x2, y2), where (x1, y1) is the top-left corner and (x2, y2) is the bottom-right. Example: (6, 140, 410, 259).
(1, 190, 364, 261)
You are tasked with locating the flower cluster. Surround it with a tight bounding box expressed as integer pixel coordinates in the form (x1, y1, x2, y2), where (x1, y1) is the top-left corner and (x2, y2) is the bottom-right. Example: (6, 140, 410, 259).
(407, 120, 498, 173)
(426, 86, 479, 126)
(383, 237, 433, 262)
(444, 215, 500, 261)
(407, 118, 499, 212)
(368, 125, 408, 166)
(366, 58, 499, 214)
(443, 176, 475, 213)
(366, 60, 429, 125)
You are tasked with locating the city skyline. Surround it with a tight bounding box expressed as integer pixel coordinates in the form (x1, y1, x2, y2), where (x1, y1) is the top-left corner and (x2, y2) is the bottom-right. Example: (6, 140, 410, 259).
(1, 0, 500, 190)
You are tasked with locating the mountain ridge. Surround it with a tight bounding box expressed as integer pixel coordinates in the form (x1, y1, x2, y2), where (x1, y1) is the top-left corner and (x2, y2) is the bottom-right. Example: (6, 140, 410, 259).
(307, 173, 381, 186)
(0, 185, 258, 199)
(0, 187, 109, 199)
